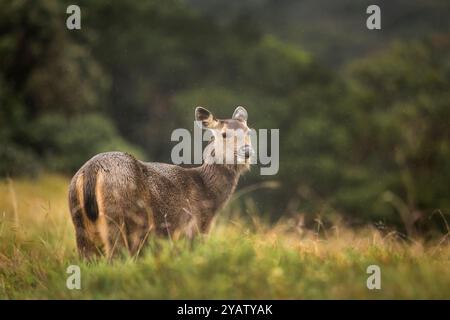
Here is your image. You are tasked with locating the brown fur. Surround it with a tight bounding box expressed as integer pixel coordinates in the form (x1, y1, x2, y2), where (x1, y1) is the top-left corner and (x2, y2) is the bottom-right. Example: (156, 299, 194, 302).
(68, 107, 251, 259)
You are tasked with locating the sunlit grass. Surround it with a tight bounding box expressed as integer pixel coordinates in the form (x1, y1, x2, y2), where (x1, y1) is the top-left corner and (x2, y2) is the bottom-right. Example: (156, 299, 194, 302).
(0, 175, 449, 299)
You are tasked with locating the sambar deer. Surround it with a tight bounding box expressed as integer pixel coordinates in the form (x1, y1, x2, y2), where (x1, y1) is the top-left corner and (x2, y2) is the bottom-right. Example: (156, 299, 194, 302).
(68, 106, 252, 259)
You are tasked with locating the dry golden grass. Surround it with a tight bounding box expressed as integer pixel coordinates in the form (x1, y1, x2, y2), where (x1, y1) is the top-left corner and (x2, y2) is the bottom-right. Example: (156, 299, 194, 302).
(0, 174, 449, 299)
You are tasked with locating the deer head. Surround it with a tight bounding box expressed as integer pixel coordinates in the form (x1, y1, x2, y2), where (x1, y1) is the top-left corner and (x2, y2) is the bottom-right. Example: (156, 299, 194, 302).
(195, 106, 253, 167)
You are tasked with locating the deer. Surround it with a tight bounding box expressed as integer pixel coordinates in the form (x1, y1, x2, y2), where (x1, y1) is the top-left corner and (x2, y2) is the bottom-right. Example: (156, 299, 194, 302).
(68, 106, 253, 259)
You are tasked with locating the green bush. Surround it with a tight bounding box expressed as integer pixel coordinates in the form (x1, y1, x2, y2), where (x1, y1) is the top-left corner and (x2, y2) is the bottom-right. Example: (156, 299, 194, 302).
(0, 142, 40, 177)
(31, 113, 144, 174)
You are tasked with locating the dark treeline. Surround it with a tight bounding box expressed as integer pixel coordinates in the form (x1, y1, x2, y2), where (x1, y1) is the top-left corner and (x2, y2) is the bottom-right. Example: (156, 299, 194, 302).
(0, 0, 449, 236)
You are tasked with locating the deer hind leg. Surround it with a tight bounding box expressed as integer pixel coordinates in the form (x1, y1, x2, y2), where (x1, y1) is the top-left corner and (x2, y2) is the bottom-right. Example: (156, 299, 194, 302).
(93, 173, 128, 260)
(71, 208, 101, 260)
(100, 205, 152, 259)
(98, 178, 151, 259)
(69, 174, 102, 260)
(100, 217, 126, 260)
(124, 204, 153, 257)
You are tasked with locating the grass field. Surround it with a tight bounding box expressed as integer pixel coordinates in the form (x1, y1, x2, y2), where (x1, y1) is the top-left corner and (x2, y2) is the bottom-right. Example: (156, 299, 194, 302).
(0, 175, 449, 299)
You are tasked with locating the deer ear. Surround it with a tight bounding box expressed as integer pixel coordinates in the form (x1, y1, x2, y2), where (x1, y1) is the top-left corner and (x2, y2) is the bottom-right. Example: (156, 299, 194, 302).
(195, 107, 218, 129)
(232, 106, 248, 122)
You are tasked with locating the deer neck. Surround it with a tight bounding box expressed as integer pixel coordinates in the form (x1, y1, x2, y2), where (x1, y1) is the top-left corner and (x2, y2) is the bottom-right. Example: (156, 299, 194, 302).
(198, 163, 242, 211)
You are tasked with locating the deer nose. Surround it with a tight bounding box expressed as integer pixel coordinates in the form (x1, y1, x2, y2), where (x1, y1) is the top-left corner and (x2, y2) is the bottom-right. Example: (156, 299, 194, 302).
(239, 145, 253, 159)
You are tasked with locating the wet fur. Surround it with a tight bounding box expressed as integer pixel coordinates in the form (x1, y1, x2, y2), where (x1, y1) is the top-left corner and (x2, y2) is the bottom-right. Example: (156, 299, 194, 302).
(68, 151, 248, 259)
(68, 107, 250, 259)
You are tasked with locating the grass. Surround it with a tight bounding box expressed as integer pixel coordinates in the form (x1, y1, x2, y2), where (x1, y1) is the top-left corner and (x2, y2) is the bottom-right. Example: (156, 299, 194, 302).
(0, 174, 449, 299)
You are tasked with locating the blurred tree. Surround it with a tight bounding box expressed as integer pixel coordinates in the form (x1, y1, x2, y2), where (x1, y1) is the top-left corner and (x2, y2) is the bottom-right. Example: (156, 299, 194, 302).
(31, 113, 144, 173)
(0, 0, 448, 233)
(0, 0, 140, 176)
(342, 39, 450, 234)
(0, 0, 107, 115)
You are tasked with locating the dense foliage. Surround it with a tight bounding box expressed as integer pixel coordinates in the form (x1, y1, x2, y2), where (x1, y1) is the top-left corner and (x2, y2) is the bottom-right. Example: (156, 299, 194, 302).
(0, 0, 448, 233)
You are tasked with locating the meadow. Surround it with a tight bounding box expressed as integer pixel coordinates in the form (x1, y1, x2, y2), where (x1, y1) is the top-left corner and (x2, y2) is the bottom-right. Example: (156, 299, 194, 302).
(0, 175, 449, 299)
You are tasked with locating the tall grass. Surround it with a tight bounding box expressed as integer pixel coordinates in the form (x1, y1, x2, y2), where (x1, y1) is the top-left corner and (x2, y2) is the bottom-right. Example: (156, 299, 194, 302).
(0, 175, 449, 299)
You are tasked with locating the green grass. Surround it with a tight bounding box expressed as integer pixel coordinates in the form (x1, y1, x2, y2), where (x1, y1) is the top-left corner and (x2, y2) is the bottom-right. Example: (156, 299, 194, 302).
(0, 175, 449, 299)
